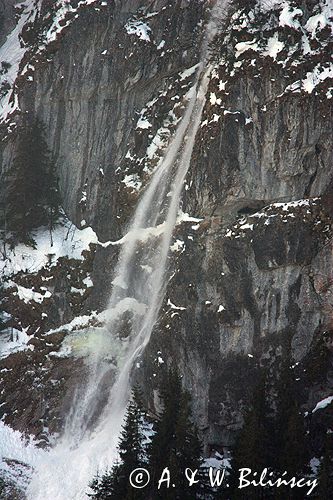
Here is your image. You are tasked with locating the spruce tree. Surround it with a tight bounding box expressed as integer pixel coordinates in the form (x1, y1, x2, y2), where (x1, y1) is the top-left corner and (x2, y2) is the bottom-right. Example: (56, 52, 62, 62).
(273, 351, 310, 499)
(89, 462, 122, 500)
(229, 370, 273, 499)
(89, 388, 148, 500)
(281, 402, 308, 475)
(47, 159, 61, 244)
(316, 435, 333, 499)
(5, 137, 33, 244)
(0, 477, 5, 497)
(149, 369, 182, 484)
(148, 369, 202, 500)
(5, 116, 60, 245)
(165, 389, 202, 500)
(117, 388, 148, 498)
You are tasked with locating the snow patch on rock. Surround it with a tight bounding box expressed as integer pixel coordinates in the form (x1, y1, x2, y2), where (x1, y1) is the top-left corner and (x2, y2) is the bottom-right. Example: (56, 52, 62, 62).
(125, 20, 151, 42)
(1, 218, 98, 277)
(312, 395, 333, 413)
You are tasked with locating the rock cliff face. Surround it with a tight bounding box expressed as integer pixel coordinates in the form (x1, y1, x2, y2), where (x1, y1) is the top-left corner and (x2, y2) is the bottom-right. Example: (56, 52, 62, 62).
(1, 0, 205, 235)
(0, 0, 17, 45)
(139, 195, 333, 450)
(0, 0, 332, 473)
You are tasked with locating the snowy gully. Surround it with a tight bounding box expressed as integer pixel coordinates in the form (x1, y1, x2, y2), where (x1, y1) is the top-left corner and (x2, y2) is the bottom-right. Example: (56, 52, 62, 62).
(129, 467, 318, 496)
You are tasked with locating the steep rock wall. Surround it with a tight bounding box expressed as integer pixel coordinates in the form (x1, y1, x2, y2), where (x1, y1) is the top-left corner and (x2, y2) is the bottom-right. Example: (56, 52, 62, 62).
(139, 195, 333, 449)
(1, 0, 204, 236)
(0, 0, 17, 45)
